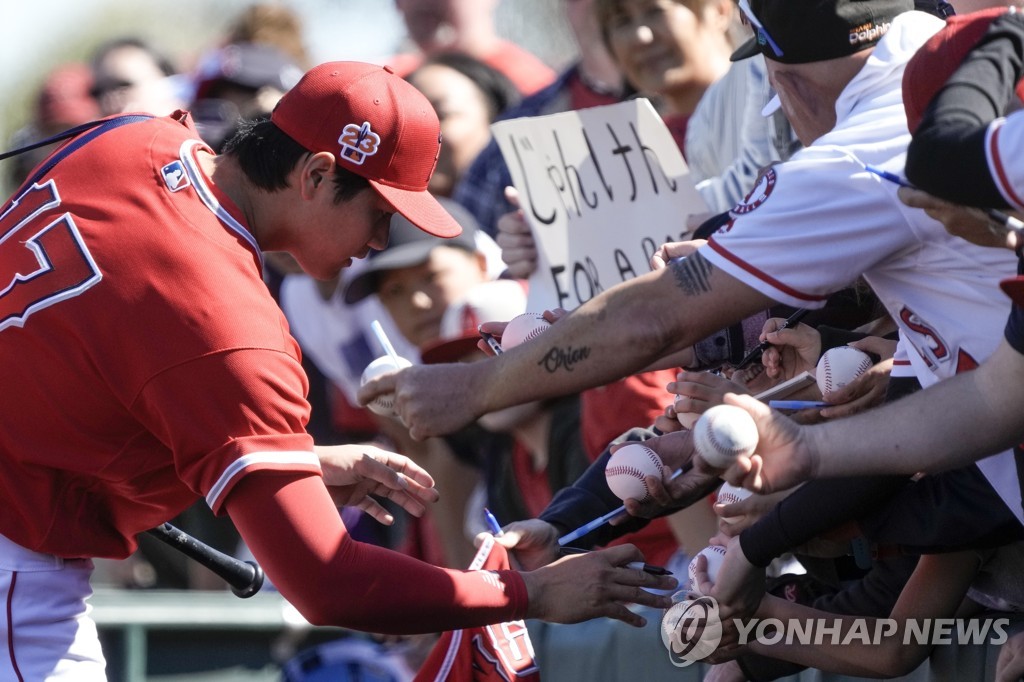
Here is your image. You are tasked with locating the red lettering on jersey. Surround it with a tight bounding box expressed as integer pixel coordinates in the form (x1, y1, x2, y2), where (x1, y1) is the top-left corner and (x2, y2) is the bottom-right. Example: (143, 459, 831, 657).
(955, 348, 979, 373)
(898, 306, 948, 368)
(485, 621, 538, 673)
(0, 181, 101, 331)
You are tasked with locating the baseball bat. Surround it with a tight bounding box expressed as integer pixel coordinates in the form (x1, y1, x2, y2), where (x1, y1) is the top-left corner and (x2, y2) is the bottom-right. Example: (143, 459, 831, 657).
(146, 522, 264, 598)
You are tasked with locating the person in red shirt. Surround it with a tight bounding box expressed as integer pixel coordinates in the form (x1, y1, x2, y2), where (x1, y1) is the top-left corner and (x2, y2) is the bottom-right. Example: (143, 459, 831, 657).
(389, 0, 556, 96)
(0, 61, 674, 680)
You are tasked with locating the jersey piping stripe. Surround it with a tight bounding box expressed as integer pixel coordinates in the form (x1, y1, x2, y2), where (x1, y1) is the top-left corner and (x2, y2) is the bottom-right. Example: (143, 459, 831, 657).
(205, 450, 321, 508)
(178, 139, 265, 269)
(705, 239, 829, 303)
(987, 120, 1024, 211)
(6, 572, 24, 682)
(432, 628, 463, 681)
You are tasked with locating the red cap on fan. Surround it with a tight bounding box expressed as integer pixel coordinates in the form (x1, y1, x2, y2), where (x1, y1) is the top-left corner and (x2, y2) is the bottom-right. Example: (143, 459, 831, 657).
(271, 61, 460, 238)
(903, 7, 1024, 134)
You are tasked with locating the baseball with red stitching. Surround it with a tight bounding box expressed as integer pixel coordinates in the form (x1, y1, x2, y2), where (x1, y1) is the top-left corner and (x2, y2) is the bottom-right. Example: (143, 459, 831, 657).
(687, 545, 727, 595)
(604, 443, 668, 502)
(693, 404, 759, 469)
(715, 482, 753, 523)
(500, 313, 551, 351)
(360, 355, 413, 417)
(815, 345, 873, 397)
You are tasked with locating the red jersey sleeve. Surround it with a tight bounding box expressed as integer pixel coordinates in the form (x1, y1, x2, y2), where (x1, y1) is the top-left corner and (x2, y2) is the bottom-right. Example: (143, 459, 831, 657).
(225, 471, 528, 634)
(132, 348, 319, 511)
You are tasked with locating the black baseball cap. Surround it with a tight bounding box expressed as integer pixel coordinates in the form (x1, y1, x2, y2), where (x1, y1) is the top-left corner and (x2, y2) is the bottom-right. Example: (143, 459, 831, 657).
(731, 0, 914, 64)
(342, 196, 479, 304)
(193, 42, 302, 100)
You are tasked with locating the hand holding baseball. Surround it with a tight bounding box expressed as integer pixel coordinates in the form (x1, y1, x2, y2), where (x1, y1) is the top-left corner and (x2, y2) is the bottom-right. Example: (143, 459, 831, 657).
(712, 393, 815, 496)
(360, 355, 413, 417)
(605, 444, 669, 502)
(693, 405, 759, 470)
(611, 432, 725, 521)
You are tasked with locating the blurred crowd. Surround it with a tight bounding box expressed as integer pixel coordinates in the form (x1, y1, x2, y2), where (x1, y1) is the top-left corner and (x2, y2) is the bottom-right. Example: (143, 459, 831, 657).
(7, 0, 1024, 680)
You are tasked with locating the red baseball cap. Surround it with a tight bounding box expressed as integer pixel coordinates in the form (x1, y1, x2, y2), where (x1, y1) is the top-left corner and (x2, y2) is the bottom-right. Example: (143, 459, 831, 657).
(271, 61, 461, 238)
(420, 279, 529, 364)
(903, 7, 1024, 134)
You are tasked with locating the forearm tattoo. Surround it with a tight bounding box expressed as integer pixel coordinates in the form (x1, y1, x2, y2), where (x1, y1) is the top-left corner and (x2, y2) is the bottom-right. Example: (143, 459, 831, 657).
(537, 345, 591, 373)
(669, 251, 714, 296)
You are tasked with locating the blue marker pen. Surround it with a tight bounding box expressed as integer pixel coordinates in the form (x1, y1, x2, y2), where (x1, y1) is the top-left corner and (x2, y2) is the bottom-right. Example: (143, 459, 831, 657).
(769, 400, 829, 410)
(864, 163, 1024, 232)
(483, 507, 504, 536)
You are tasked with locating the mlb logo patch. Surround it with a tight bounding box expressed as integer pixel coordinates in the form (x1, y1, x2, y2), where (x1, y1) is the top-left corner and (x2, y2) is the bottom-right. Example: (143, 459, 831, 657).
(161, 161, 191, 192)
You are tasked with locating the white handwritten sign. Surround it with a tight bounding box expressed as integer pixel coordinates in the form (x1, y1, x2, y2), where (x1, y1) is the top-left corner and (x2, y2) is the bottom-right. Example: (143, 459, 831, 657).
(493, 98, 707, 311)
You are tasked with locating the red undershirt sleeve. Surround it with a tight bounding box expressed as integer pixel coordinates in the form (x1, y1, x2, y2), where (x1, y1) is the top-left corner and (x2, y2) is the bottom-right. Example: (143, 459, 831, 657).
(223, 470, 528, 634)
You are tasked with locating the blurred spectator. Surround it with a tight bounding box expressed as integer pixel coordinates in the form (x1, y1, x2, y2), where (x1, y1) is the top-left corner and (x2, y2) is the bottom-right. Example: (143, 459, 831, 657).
(595, 0, 790, 213)
(6, 62, 100, 189)
(89, 36, 187, 116)
(346, 208, 494, 568)
(224, 2, 312, 69)
(390, 0, 556, 96)
(453, 0, 625, 235)
(406, 51, 521, 197)
(190, 42, 303, 150)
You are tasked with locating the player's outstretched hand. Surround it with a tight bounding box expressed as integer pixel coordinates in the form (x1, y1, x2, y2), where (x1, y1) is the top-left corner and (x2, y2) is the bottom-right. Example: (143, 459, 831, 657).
(521, 544, 677, 627)
(716, 393, 815, 495)
(491, 519, 560, 571)
(495, 187, 538, 279)
(316, 444, 440, 524)
(759, 318, 820, 381)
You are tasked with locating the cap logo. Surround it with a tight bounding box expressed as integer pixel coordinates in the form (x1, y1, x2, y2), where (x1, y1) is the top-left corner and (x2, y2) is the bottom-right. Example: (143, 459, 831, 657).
(849, 20, 891, 47)
(338, 121, 381, 166)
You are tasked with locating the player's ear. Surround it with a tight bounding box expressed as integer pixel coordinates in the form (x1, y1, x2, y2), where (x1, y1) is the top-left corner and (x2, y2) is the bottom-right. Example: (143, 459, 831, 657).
(299, 152, 336, 200)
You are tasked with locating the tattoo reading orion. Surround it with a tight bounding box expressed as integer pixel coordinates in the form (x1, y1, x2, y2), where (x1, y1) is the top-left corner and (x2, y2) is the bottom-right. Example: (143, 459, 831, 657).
(670, 252, 714, 296)
(539, 345, 591, 372)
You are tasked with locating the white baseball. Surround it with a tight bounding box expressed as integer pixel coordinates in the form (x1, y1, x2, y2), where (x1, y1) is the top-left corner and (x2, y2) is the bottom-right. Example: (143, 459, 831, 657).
(604, 443, 668, 503)
(687, 545, 727, 595)
(673, 394, 700, 430)
(815, 346, 873, 397)
(715, 482, 753, 523)
(693, 404, 759, 469)
(500, 313, 551, 351)
(360, 355, 412, 417)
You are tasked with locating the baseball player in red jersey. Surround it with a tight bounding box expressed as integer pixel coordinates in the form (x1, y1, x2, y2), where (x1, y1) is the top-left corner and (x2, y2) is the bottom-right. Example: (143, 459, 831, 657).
(0, 61, 675, 680)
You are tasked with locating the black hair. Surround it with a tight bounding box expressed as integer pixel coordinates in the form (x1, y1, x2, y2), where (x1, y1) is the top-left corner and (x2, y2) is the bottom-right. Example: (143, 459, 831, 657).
(409, 51, 522, 121)
(221, 117, 370, 203)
